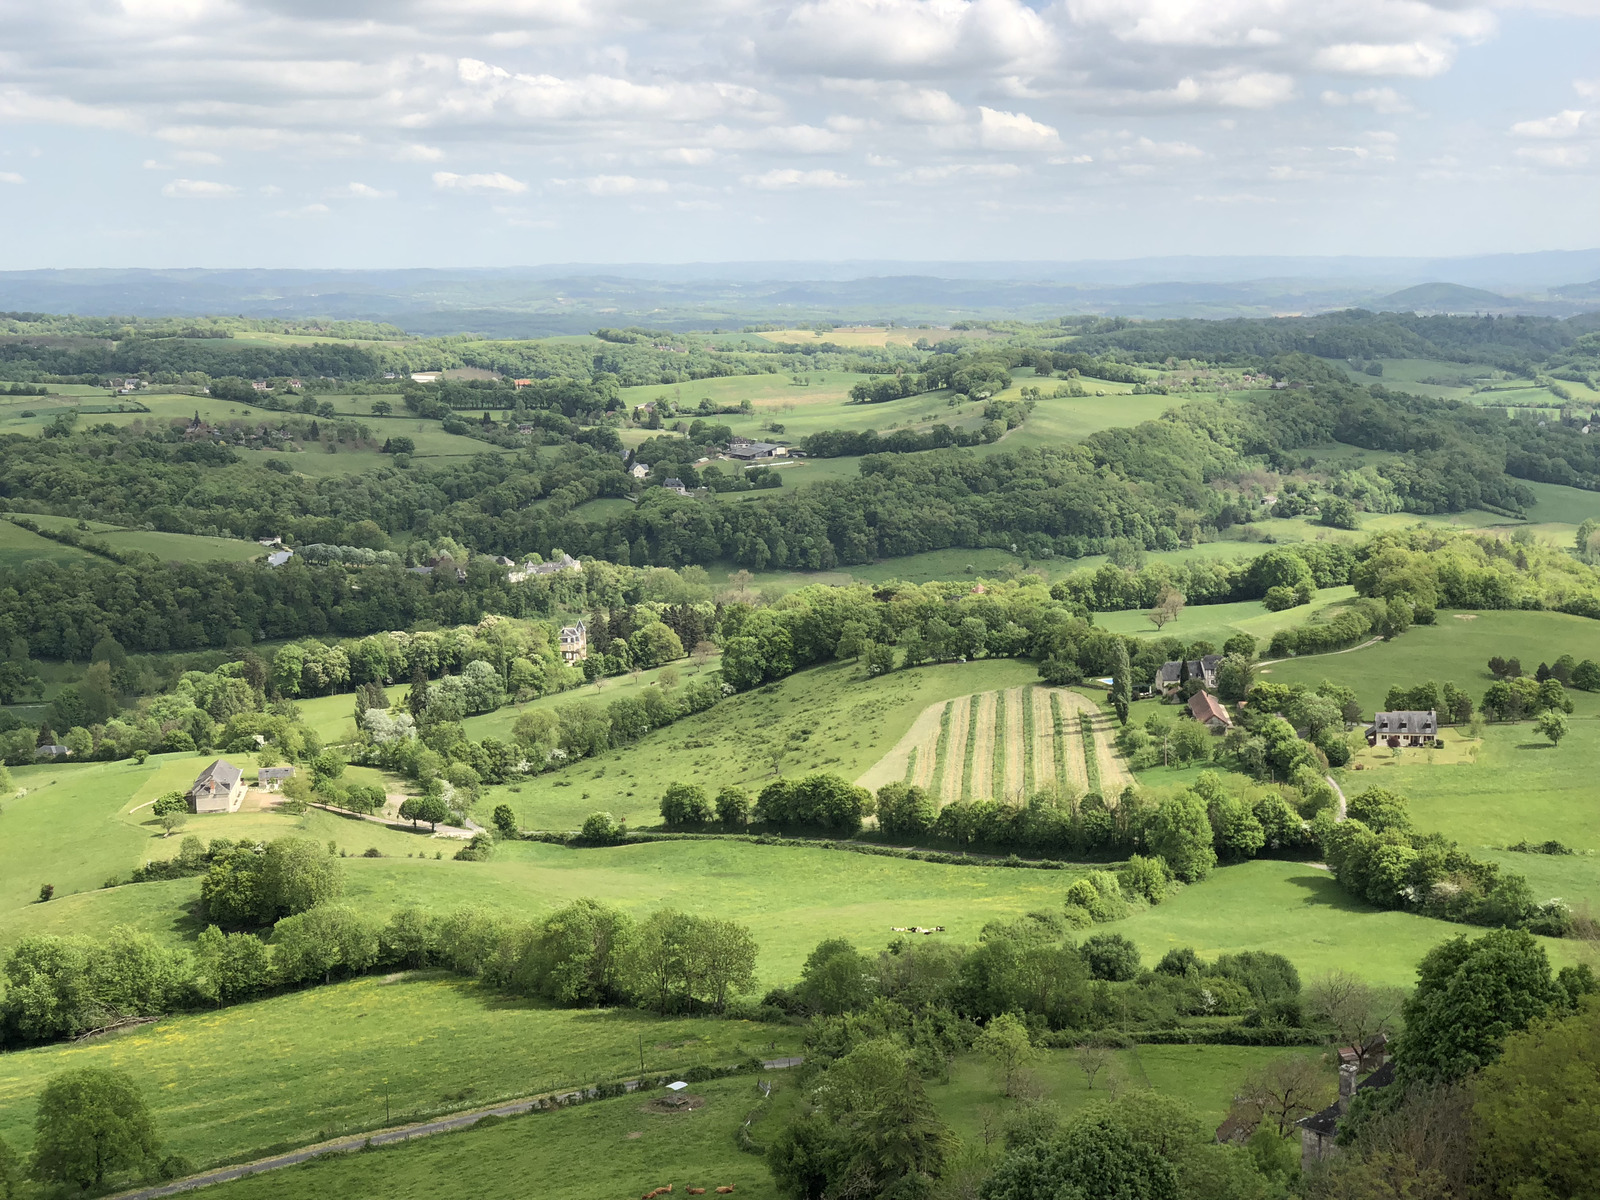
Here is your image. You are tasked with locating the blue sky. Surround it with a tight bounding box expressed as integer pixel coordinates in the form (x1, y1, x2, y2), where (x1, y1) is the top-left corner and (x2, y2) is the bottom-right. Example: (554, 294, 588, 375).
(0, 0, 1595, 268)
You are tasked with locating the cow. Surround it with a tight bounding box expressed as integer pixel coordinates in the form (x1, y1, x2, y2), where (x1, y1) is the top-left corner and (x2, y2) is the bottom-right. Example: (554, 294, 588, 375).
(688, 1190, 706, 1196)
(716, 1189, 736, 1195)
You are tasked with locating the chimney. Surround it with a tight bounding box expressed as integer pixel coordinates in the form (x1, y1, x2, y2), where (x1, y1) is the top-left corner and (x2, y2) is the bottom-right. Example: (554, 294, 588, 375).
(1337, 1061, 1357, 1110)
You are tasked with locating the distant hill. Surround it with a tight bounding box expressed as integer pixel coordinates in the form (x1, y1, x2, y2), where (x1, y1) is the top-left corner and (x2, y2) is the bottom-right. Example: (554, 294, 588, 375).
(1377, 282, 1513, 313)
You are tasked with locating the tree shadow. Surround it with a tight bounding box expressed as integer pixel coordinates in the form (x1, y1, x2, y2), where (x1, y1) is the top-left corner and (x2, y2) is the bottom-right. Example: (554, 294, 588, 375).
(1283, 869, 1384, 915)
(1515, 743, 1557, 751)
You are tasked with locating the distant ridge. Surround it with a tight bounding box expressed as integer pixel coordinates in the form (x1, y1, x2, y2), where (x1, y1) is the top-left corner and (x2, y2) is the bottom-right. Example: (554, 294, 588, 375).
(1377, 282, 1514, 313)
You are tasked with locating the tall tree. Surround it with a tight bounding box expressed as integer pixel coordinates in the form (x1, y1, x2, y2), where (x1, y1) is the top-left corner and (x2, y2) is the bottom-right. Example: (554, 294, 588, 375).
(1110, 642, 1132, 726)
(29, 1068, 160, 1190)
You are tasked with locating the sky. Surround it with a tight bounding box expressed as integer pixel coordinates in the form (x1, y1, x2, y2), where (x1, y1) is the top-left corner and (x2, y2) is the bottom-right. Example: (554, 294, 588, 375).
(0, 0, 1596, 269)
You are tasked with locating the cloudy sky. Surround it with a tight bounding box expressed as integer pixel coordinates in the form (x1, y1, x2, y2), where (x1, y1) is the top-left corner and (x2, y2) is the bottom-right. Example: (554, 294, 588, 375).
(0, 0, 1596, 268)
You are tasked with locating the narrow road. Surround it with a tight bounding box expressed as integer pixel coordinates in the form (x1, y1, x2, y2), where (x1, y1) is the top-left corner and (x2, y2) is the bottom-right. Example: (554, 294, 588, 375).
(107, 1058, 805, 1200)
(1326, 774, 1348, 822)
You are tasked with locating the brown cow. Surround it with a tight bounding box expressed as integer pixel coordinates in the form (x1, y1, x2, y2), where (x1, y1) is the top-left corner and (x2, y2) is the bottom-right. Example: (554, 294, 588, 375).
(688, 1191, 706, 1196)
(716, 1189, 736, 1195)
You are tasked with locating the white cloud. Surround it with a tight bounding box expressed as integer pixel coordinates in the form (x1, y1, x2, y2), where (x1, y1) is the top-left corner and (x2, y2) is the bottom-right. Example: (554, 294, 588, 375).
(712, 123, 853, 153)
(1313, 42, 1453, 77)
(1104, 136, 1205, 161)
(1321, 87, 1412, 113)
(396, 143, 445, 162)
(160, 178, 238, 198)
(432, 170, 527, 193)
(1511, 109, 1589, 138)
(556, 174, 670, 195)
(656, 147, 716, 165)
(0, 172, 23, 184)
(1516, 144, 1590, 167)
(275, 203, 331, 217)
(767, 0, 1053, 78)
(742, 168, 858, 189)
(978, 106, 1060, 150)
(327, 181, 396, 199)
(174, 149, 223, 164)
(902, 162, 1024, 183)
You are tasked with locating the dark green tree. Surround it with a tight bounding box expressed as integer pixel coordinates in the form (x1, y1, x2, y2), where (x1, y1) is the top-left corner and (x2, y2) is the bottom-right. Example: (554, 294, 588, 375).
(1110, 642, 1132, 726)
(29, 1068, 160, 1190)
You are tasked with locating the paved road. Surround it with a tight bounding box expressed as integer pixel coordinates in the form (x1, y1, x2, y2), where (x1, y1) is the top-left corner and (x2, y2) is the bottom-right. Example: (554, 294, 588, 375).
(108, 1058, 804, 1200)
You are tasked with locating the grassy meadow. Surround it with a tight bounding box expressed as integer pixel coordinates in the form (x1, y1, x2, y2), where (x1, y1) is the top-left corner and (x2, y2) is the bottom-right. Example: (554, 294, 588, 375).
(1094, 586, 1359, 649)
(0, 974, 799, 1169)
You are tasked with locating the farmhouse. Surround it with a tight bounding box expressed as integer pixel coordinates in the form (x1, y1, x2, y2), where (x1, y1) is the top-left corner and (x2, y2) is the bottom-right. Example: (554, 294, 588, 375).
(1152, 654, 1221, 695)
(257, 766, 296, 790)
(509, 552, 581, 582)
(663, 477, 691, 495)
(1366, 710, 1438, 748)
(559, 620, 588, 663)
(188, 759, 246, 813)
(1187, 690, 1233, 731)
(629, 462, 650, 480)
(1298, 1047, 1395, 1170)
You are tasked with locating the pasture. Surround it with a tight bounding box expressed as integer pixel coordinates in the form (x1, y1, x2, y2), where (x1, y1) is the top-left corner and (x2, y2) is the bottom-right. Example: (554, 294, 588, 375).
(17, 513, 264, 563)
(1094, 586, 1359, 649)
(164, 1039, 1302, 1200)
(858, 685, 1130, 800)
(474, 658, 1043, 833)
(0, 974, 799, 1170)
(1260, 609, 1600, 716)
(0, 519, 99, 569)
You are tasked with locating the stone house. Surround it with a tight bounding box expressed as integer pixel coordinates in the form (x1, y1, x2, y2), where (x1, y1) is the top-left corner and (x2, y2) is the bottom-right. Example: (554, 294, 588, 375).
(1297, 1042, 1395, 1170)
(1152, 654, 1222, 695)
(187, 759, 246, 813)
(1366, 710, 1438, 748)
(559, 620, 588, 663)
(1188, 690, 1233, 731)
(257, 766, 296, 791)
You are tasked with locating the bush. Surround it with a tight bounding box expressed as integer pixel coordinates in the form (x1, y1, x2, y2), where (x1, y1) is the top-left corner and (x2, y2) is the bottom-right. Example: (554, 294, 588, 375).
(1080, 933, 1141, 981)
(715, 786, 753, 828)
(579, 812, 625, 845)
(1119, 854, 1172, 904)
(659, 782, 713, 827)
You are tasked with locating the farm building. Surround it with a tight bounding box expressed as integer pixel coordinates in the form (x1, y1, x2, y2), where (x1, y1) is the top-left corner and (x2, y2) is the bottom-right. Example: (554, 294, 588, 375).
(1187, 690, 1232, 731)
(265, 550, 293, 567)
(34, 744, 70, 758)
(508, 553, 581, 583)
(559, 620, 588, 663)
(188, 759, 246, 813)
(257, 766, 296, 790)
(1151, 654, 1221, 695)
(1297, 1049, 1395, 1170)
(629, 462, 649, 479)
(663, 477, 691, 495)
(1365, 710, 1438, 748)
(727, 438, 786, 460)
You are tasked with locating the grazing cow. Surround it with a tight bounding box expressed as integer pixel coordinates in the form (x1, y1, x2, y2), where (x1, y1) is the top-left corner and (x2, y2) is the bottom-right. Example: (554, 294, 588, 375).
(716, 1189, 736, 1195)
(688, 1190, 706, 1196)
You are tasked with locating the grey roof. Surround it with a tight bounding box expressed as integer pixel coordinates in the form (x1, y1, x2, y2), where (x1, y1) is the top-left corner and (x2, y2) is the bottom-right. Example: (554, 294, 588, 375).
(35, 744, 69, 756)
(257, 767, 296, 781)
(727, 441, 779, 457)
(191, 759, 242, 793)
(1298, 1062, 1396, 1137)
(1155, 654, 1221, 687)
(1371, 710, 1437, 735)
(266, 551, 293, 567)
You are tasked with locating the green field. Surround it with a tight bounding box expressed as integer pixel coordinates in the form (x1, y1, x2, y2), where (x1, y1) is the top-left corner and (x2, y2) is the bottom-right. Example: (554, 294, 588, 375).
(16, 513, 265, 563)
(0, 974, 799, 1171)
(1260, 609, 1600, 716)
(0, 519, 99, 568)
(167, 1038, 1297, 1200)
(474, 657, 1042, 832)
(1094, 586, 1359, 649)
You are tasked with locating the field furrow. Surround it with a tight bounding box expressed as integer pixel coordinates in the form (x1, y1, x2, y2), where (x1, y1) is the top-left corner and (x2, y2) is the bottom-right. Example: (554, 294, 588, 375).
(1004, 687, 1029, 800)
(941, 695, 971, 805)
(1093, 711, 1134, 792)
(1053, 691, 1090, 793)
(969, 691, 997, 801)
(855, 695, 947, 793)
(1032, 687, 1056, 794)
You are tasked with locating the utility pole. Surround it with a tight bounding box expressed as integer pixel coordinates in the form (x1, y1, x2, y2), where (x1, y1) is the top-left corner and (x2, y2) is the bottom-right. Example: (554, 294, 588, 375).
(384, 1079, 390, 1125)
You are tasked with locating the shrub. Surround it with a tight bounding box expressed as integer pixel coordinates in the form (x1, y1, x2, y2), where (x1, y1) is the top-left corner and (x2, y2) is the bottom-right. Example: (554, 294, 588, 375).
(579, 812, 625, 845)
(1080, 933, 1141, 982)
(659, 782, 713, 827)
